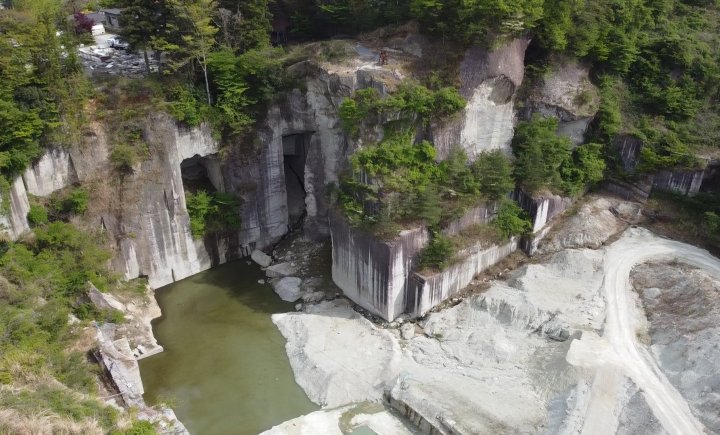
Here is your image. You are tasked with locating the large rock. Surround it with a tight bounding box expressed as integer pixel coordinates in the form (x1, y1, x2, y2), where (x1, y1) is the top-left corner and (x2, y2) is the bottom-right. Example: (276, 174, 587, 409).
(272, 277, 303, 302)
(538, 196, 640, 253)
(519, 58, 600, 145)
(251, 249, 273, 267)
(432, 38, 531, 160)
(330, 211, 429, 322)
(272, 299, 402, 406)
(88, 282, 126, 312)
(265, 262, 297, 278)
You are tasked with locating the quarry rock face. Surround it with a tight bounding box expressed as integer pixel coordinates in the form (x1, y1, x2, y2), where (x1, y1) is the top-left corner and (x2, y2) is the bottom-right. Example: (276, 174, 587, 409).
(432, 38, 531, 160)
(0, 61, 367, 288)
(329, 211, 429, 321)
(519, 58, 600, 145)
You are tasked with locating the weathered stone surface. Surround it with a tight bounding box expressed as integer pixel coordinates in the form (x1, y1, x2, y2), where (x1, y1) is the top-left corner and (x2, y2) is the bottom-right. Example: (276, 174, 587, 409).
(652, 169, 705, 196)
(273, 276, 303, 302)
(272, 299, 402, 406)
(88, 282, 125, 312)
(408, 238, 519, 317)
(0, 177, 31, 240)
(265, 262, 297, 278)
(539, 195, 640, 253)
(632, 262, 720, 432)
(519, 58, 600, 145)
(330, 211, 429, 321)
(432, 38, 531, 160)
(400, 323, 415, 340)
(251, 250, 273, 267)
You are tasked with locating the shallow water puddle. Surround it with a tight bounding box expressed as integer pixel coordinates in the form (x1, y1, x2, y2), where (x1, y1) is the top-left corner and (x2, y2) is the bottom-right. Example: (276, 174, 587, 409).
(139, 260, 317, 434)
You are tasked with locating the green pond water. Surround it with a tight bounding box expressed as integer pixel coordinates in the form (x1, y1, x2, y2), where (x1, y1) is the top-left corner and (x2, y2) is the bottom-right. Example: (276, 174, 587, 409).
(138, 260, 318, 434)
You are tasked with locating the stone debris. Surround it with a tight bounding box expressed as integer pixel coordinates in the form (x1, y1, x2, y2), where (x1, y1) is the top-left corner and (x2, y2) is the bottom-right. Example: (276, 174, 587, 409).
(78, 44, 158, 77)
(251, 249, 273, 267)
(272, 277, 303, 302)
(265, 261, 297, 278)
(260, 403, 413, 435)
(273, 196, 716, 434)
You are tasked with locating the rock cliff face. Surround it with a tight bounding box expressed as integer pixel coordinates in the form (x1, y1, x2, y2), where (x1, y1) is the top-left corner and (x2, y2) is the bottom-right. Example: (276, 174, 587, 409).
(432, 38, 530, 159)
(518, 58, 599, 145)
(0, 116, 223, 288)
(408, 238, 519, 317)
(330, 211, 429, 321)
(0, 62, 366, 288)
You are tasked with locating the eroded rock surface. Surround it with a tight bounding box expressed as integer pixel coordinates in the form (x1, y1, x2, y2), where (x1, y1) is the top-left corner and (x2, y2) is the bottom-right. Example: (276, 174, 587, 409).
(632, 262, 720, 432)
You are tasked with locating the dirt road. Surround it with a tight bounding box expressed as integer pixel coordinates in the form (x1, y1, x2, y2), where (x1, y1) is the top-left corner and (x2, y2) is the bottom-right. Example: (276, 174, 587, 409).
(573, 228, 720, 435)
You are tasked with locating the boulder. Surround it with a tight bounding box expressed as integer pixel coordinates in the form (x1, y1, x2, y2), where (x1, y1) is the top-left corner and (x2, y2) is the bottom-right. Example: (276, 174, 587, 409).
(251, 250, 272, 267)
(265, 262, 297, 278)
(273, 277, 303, 302)
(88, 282, 125, 312)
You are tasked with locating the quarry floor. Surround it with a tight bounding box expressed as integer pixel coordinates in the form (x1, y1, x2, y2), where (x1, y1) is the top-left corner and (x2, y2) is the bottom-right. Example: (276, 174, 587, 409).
(263, 194, 720, 435)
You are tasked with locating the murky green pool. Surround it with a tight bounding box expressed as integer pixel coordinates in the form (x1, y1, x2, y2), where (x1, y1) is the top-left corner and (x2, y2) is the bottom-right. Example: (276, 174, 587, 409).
(138, 260, 317, 434)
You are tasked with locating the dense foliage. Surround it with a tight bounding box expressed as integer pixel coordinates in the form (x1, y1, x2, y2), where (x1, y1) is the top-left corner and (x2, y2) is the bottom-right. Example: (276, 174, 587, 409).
(339, 131, 517, 232)
(0, 219, 151, 432)
(0, 0, 91, 181)
(339, 84, 465, 135)
(494, 199, 532, 239)
(512, 116, 606, 195)
(185, 190, 242, 238)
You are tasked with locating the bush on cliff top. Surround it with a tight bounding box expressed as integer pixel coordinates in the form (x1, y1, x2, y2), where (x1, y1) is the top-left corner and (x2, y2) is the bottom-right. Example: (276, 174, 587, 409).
(338, 132, 516, 233)
(339, 83, 465, 135)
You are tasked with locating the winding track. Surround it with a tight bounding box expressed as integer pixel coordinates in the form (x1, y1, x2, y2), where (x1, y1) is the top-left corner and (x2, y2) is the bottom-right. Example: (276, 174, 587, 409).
(599, 228, 720, 435)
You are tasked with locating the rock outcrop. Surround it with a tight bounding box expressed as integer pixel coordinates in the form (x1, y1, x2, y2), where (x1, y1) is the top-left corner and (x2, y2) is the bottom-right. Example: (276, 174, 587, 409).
(519, 58, 600, 145)
(330, 211, 429, 321)
(432, 38, 531, 160)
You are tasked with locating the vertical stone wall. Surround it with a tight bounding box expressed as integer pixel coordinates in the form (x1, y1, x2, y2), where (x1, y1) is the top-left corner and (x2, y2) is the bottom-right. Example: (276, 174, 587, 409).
(407, 238, 519, 317)
(652, 170, 705, 196)
(329, 211, 429, 321)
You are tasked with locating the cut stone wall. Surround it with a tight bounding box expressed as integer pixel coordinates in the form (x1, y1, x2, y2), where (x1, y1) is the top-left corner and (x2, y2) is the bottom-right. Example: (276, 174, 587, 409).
(329, 211, 429, 321)
(407, 238, 519, 317)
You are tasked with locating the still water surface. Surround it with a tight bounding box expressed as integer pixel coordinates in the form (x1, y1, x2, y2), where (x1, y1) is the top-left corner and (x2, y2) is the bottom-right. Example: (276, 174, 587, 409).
(139, 260, 317, 434)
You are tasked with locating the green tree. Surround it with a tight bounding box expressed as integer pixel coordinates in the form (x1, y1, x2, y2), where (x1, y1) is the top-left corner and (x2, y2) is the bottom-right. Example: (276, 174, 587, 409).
(472, 150, 515, 200)
(512, 115, 573, 194)
(120, 0, 177, 75)
(172, 0, 219, 104)
(494, 200, 532, 238)
(27, 204, 49, 227)
(419, 233, 455, 269)
(214, 0, 271, 52)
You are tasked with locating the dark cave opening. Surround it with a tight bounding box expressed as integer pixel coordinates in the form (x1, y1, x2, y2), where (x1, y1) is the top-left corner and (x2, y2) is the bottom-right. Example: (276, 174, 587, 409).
(282, 133, 310, 228)
(181, 154, 218, 193)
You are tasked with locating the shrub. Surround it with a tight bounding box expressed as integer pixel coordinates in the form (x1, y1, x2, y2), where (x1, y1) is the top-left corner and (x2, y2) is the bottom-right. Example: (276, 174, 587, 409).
(112, 420, 157, 435)
(185, 190, 242, 238)
(64, 188, 89, 215)
(472, 150, 515, 200)
(339, 82, 466, 135)
(164, 84, 208, 127)
(27, 205, 48, 227)
(419, 234, 455, 270)
(110, 144, 139, 173)
(494, 200, 532, 239)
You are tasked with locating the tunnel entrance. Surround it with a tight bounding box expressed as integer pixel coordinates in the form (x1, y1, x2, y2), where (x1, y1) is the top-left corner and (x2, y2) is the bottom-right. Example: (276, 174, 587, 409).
(181, 154, 222, 193)
(282, 133, 311, 229)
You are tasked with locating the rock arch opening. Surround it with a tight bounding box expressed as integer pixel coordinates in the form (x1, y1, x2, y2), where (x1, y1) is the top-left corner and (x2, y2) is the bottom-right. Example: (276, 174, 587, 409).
(282, 132, 311, 229)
